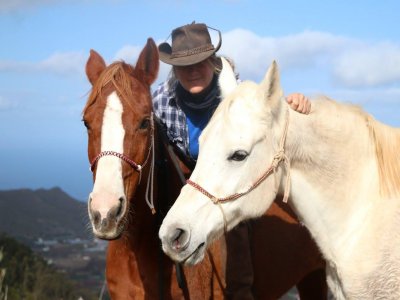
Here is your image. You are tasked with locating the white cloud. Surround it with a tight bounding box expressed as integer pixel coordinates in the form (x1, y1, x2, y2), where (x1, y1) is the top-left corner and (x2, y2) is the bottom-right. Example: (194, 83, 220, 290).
(219, 29, 349, 80)
(0, 51, 86, 76)
(219, 29, 400, 89)
(333, 43, 400, 87)
(39, 52, 87, 75)
(114, 45, 142, 63)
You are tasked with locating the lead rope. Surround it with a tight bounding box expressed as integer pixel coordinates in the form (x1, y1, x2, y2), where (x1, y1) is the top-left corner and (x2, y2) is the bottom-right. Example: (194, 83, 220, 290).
(273, 108, 291, 203)
(145, 113, 156, 214)
(210, 198, 228, 233)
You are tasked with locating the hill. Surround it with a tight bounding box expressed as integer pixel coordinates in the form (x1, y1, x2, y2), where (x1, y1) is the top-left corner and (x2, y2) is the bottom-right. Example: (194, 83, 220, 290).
(0, 187, 108, 298)
(0, 187, 91, 243)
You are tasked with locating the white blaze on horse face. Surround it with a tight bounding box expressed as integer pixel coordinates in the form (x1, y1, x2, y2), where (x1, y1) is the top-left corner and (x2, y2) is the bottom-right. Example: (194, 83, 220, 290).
(90, 92, 125, 217)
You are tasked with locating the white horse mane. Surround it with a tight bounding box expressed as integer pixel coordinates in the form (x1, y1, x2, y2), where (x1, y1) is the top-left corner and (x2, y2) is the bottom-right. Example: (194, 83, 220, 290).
(367, 116, 400, 198)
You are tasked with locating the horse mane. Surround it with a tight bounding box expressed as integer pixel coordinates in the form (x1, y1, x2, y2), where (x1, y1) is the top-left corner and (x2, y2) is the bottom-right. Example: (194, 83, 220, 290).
(314, 98, 400, 199)
(83, 61, 136, 114)
(367, 116, 400, 198)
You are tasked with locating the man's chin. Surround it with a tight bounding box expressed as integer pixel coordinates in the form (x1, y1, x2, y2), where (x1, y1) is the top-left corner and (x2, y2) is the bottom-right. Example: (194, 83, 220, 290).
(188, 85, 205, 94)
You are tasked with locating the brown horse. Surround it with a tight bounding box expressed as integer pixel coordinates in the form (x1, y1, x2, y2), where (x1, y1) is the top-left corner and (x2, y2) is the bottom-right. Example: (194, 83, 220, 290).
(83, 38, 327, 299)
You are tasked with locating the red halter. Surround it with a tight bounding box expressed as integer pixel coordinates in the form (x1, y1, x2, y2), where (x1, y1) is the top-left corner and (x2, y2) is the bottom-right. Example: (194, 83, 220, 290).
(90, 151, 142, 172)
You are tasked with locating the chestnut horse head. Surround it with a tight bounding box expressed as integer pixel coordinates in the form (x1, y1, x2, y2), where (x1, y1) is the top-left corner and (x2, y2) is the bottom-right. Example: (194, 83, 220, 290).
(83, 38, 159, 239)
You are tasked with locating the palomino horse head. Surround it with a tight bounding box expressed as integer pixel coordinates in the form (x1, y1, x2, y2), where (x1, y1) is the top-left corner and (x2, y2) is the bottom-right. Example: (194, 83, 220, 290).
(159, 60, 290, 264)
(83, 38, 159, 239)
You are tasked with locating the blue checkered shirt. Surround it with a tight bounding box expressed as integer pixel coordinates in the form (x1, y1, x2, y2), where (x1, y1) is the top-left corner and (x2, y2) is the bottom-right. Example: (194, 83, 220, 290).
(152, 79, 190, 156)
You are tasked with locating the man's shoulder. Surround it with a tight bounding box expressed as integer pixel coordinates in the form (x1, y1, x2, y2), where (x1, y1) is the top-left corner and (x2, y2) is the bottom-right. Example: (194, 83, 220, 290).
(153, 80, 177, 99)
(153, 81, 167, 98)
(153, 80, 179, 113)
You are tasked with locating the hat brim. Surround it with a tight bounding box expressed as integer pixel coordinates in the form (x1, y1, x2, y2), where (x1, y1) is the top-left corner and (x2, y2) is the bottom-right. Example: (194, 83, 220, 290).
(158, 42, 217, 66)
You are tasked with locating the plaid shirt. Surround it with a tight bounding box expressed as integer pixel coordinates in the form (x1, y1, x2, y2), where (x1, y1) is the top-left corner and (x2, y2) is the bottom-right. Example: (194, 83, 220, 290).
(152, 79, 190, 156)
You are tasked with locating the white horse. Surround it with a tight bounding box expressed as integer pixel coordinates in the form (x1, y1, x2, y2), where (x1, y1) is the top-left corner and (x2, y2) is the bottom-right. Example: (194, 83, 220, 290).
(159, 58, 400, 299)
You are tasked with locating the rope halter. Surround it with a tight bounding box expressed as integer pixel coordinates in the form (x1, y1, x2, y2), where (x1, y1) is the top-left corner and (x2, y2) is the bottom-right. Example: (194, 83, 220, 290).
(186, 108, 292, 232)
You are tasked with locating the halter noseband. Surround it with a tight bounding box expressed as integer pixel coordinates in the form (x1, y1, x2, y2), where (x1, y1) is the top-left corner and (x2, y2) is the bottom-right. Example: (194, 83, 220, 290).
(90, 151, 142, 172)
(186, 108, 292, 231)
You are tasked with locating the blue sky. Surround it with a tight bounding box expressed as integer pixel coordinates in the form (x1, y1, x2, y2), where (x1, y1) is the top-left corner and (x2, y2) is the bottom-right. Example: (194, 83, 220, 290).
(1, 0, 399, 201)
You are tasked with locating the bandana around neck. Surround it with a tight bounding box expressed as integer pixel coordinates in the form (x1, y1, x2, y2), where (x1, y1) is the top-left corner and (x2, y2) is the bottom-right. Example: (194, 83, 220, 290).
(176, 74, 220, 112)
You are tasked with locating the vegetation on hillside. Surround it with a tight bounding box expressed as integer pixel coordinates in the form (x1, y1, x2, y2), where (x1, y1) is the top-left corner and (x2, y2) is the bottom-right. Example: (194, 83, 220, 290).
(0, 233, 97, 300)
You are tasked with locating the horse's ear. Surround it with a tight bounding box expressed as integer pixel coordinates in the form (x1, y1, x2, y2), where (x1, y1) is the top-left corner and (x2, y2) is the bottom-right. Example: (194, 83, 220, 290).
(259, 60, 283, 108)
(134, 38, 160, 86)
(86, 49, 106, 86)
(218, 57, 238, 98)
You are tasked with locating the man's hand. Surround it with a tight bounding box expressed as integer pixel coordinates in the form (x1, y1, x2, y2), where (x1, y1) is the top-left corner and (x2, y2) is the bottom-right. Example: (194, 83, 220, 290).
(286, 93, 311, 114)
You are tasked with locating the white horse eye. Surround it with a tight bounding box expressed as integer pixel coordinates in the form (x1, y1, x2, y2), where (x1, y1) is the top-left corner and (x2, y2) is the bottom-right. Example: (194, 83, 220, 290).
(228, 150, 249, 161)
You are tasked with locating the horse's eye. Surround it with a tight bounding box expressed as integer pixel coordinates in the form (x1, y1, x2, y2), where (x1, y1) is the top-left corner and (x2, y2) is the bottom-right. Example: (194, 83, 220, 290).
(139, 118, 150, 130)
(228, 150, 249, 162)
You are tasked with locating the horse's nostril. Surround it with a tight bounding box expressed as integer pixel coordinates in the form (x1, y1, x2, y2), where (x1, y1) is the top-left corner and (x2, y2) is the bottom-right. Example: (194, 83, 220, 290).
(170, 228, 189, 251)
(116, 196, 125, 218)
(92, 211, 101, 228)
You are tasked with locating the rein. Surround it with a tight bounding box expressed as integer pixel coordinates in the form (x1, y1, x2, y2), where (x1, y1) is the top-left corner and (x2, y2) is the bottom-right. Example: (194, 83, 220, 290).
(186, 108, 292, 231)
(90, 113, 157, 214)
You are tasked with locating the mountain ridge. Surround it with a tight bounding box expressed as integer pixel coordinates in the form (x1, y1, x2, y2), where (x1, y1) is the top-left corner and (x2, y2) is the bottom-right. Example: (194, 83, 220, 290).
(0, 187, 92, 244)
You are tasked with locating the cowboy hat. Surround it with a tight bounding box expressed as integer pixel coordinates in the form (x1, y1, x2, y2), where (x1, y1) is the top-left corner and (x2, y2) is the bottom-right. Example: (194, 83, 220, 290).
(158, 22, 222, 66)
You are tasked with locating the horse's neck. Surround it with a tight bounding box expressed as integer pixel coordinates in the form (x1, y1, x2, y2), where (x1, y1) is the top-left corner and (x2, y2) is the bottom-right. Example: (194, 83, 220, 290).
(125, 177, 159, 244)
(125, 127, 186, 242)
(282, 98, 387, 260)
(124, 132, 163, 242)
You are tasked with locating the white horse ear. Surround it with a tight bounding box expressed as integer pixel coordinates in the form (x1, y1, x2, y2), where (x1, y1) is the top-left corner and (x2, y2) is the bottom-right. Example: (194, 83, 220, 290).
(259, 60, 283, 108)
(218, 57, 238, 99)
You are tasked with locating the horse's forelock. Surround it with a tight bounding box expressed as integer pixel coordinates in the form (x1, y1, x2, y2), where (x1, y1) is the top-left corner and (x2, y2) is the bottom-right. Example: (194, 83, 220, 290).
(83, 62, 138, 115)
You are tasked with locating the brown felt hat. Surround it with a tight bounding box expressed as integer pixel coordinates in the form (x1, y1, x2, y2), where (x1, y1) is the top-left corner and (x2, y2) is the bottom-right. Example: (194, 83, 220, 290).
(158, 22, 222, 66)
